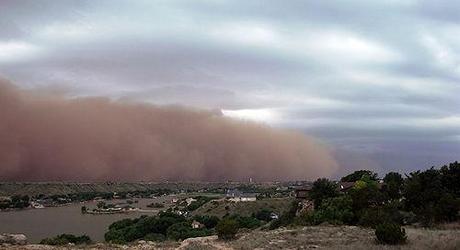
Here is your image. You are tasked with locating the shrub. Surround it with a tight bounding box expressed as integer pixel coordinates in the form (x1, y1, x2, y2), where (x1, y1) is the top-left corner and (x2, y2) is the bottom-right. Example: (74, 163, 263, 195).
(108, 218, 134, 230)
(375, 223, 407, 245)
(228, 214, 262, 229)
(313, 195, 355, 225)
(216, 218, 239, 240)
(358, 204, 404, 228)
(104, 229, 127, 244)
(269, 200, 299, 229)
(166, 222, 212, 241)
(40, 234, 91, 245)
(193, 215, 220, 229)
(254, 209, 273, 221)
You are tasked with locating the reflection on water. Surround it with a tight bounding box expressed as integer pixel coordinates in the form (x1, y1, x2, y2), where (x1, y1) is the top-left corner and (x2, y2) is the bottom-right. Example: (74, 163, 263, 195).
(0, 198, 170, 243)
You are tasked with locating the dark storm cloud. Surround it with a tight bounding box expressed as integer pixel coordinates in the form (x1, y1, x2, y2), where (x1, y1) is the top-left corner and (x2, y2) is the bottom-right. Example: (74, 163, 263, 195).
(0, 0, 459, 176)
(0, 79, 338, 181)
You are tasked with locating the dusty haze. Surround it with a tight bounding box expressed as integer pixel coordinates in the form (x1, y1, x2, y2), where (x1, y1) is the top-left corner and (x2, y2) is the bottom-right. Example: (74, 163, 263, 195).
(0, 80, 338, 181)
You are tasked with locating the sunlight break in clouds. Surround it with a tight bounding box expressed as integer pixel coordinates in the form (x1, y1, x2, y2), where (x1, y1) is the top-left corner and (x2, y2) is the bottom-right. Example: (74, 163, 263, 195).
(221, 108, 280, 124)
(0, 41, 41, 62)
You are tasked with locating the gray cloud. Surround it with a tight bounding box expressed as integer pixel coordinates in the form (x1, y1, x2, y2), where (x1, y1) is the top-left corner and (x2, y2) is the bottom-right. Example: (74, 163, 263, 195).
(0, 0, 459, 175)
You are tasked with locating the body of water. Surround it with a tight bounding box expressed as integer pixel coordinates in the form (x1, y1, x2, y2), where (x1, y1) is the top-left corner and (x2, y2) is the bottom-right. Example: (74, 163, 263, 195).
(0, 197, 173, 243)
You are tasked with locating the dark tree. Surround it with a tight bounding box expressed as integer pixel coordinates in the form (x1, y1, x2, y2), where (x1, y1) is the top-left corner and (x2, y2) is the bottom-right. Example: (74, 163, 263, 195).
(440, 161, 460, 196)
(403, 167, 459, 225)
(310, 178, 339, 208)
(216, 218, 239, 240)
(341, 170, 378, 182)
(383, 172, 404, 200)
(254, 209, 273, 221)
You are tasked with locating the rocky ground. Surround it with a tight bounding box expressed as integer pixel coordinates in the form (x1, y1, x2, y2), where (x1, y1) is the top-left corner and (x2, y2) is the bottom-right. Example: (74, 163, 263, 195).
(1, 225, 459, 250)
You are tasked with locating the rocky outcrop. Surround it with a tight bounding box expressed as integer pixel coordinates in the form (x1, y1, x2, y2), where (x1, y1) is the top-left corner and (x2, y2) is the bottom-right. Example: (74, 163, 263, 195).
(0, 234, 27, 245)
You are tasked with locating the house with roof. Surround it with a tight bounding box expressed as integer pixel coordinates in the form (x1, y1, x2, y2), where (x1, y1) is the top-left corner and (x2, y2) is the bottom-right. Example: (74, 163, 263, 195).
(191, 220, 205, 229)
(226, 189, 257, 202)
(294, 186, 312, 199)
(338, 182, 356, 192)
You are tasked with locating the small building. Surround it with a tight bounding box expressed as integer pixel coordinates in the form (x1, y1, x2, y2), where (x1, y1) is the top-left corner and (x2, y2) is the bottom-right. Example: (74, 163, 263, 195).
(228, 193, 257, 202)
(294, 186, 312, 199)
(185, 197, 197, 206)
(226, 188, 258, 202)
(338, 182, 355, 192)
(191, 220, 205, 229)
(226, 188, 243, 198)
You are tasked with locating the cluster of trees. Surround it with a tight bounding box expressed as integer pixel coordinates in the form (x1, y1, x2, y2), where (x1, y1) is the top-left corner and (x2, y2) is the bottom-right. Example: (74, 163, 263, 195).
(404, 163, 460, 225)
(0, 195, 30, 209)
(267, 161, 459, 236)
(214, 209, 279, 240)
(40, 234, 92, 245)
(185, 196, 217, 211)
(104, 211, 214, 243)
(104, 206, 278, 243)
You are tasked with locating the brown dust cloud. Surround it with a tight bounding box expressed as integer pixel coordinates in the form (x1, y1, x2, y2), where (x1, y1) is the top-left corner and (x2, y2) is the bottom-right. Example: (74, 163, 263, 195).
(0, 79, 338, 181)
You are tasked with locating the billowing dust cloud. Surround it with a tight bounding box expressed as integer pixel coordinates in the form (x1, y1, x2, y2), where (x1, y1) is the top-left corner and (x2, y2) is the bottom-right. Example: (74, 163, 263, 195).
(0, 80, 338, 181)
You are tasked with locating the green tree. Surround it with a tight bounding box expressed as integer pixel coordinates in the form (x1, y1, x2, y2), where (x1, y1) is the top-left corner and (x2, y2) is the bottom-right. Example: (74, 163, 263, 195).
(310, 178, 339, 209)
(440, 161, 460, 196)
(349, 175, 384, 215)
(312, 195, 355, 225)
(402, 167, 459, 225)
(341, 170, 378, 182)
(383, 172, 404, 200)
(216, 218, 239, 240)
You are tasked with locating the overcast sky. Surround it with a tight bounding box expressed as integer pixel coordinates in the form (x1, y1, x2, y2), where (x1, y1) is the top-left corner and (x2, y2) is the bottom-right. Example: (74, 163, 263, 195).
(1, 0, 459, 175)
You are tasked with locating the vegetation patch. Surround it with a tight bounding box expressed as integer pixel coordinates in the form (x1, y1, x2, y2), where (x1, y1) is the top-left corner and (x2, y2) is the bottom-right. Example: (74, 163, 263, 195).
(375, 222, 407, 245)
(40, 234, 92, 245)
(216, 218, 239, 240)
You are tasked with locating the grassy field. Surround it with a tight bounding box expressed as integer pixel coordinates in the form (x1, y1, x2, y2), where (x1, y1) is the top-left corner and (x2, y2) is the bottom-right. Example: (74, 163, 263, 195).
(191, 197, 294, 218)
(2, 225, 459, 249)
(228, 226, 460, 250)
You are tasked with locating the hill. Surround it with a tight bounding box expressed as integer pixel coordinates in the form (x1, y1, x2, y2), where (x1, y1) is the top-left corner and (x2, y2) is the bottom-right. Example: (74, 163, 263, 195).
(191, 197, 294, 218)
